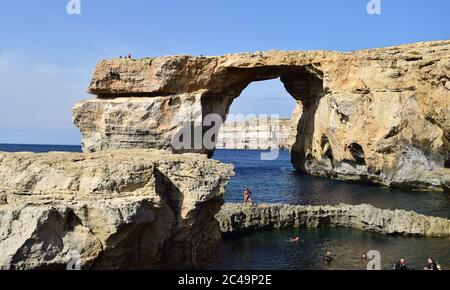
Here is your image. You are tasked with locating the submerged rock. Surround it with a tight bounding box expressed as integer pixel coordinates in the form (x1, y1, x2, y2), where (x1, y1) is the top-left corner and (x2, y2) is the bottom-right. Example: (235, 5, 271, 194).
(0, 150, 234, 270)
(216, 203, 450, 238)
(74, 40, 450, 191)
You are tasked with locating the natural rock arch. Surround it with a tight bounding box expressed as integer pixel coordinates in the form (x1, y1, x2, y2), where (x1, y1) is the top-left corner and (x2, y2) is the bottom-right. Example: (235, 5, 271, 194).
(200, 65, 325, 167)
(73, 40, 450, 191)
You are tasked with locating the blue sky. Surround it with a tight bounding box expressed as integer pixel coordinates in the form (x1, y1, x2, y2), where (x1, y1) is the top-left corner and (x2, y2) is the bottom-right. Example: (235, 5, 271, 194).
(0, 0, 449, 145)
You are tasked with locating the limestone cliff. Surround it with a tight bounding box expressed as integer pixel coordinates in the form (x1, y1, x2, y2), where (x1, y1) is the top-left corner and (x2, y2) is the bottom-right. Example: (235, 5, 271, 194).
(216, 118, 295, 150)
(73, 40, 450, 191)
(216, 203, 450, 238)
(0, 150, 234, 270)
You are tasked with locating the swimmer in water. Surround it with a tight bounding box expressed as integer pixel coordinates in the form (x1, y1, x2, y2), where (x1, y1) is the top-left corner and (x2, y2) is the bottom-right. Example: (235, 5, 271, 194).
(289, 236, 300, 242)
(324, 251, 333, 263)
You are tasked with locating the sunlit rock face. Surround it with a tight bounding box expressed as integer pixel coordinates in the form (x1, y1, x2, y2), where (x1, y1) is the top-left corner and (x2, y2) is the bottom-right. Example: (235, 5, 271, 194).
(74, 40, 450, 191)
(216, 118, 295, 150)
(0, 150, 234, 270)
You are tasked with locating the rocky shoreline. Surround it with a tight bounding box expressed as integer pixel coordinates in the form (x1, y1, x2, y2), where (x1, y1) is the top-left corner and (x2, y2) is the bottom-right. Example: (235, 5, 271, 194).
(216, 203, 450, 238)
(0, 150, 234, 270)
(0, 147, 448, 269)
(1, 40, 449, 270)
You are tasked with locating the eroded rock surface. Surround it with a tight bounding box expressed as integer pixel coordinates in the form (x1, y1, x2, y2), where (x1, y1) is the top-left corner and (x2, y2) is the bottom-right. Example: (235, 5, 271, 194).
(216, 203, 450, 238)
(73, 40, 450, 191)
(0, 150, 234, 269)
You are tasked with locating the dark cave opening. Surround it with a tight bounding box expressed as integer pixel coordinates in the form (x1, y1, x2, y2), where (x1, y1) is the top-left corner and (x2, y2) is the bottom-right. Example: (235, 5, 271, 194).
(347, 143, 366, 166)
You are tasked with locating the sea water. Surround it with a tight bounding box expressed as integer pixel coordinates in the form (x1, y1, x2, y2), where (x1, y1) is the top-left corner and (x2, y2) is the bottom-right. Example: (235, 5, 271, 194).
(1, 144, 449, 270)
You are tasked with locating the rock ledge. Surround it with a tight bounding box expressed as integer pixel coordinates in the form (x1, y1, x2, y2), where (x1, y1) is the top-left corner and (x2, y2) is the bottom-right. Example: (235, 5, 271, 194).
(0, 149, 234, 270)
(216, 203, 450, 238)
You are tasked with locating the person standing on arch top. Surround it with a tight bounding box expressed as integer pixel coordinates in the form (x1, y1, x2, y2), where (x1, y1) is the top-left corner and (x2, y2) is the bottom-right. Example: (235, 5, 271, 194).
(243, 188, 254, 206)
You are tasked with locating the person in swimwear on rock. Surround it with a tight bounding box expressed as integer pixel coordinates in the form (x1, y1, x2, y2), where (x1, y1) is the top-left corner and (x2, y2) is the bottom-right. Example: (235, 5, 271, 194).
(243, 188, 253, 206)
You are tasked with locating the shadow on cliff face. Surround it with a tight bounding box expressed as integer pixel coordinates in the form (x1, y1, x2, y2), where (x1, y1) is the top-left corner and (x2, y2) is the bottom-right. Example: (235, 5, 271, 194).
(10, 209, 87, 270)
(84, 168, 224, 270)
(89, 199, 167, 270)
(153, 169, 223, 268)
(282, 67, 325, 173)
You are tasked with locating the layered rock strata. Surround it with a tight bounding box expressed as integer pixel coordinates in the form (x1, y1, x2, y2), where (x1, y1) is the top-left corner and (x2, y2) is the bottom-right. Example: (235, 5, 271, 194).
(216, 203, 450, 238)
(73, 40, 450, 191)
(216, 118, 295, 150)
(0, 150, 233, 270)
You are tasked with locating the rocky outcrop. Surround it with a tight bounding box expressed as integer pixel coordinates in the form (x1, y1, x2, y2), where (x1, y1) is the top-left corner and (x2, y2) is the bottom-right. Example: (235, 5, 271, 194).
(0, 150, 233, 270)
(73, 40, 450, 191)
(216, 203, 450, 238)
(216, 118, 295, 150)
(73, 94, 216, 155)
